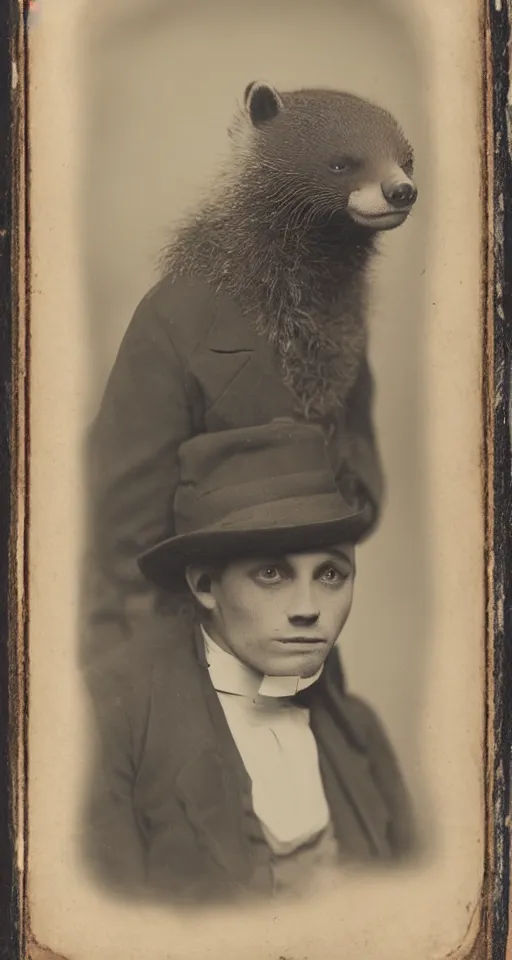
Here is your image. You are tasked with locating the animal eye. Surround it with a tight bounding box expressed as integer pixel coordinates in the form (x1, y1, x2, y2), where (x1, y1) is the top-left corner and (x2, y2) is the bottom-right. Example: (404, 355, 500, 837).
(329, 157, 358, 174)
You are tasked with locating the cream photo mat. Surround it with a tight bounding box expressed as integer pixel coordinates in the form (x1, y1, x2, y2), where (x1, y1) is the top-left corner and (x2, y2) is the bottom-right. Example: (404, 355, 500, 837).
(26, 0, 484, 957)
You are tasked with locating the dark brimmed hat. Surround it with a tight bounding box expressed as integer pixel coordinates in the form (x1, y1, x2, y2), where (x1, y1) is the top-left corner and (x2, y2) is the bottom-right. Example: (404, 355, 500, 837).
(138, 418, 371, 592)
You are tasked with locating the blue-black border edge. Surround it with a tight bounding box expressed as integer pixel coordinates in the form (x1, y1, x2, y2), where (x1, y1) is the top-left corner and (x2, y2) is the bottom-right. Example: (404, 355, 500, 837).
(488, 1, 512, 959)
(1, 1, 24, 959)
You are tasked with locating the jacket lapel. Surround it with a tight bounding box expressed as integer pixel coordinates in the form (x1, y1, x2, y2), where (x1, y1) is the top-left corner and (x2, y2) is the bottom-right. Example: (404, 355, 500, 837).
(175, 747, 255, 884)
(192, 296, 296, 425)
(310, 678, 392, 861)
(145, 627, 260, 887)
(206, 295, 257, 353)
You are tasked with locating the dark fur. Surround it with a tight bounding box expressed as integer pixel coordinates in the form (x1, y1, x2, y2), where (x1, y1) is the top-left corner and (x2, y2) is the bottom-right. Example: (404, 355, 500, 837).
(162, 86, 413, 420)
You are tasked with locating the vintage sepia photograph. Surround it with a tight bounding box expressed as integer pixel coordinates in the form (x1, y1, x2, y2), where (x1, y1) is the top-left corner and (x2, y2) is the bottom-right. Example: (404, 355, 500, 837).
(81, 47, 423, 907)
(14, 0, 500, 957)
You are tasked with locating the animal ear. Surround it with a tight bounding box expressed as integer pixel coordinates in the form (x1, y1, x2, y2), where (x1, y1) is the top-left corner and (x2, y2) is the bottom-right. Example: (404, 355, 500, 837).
(244, 81, 283, 125)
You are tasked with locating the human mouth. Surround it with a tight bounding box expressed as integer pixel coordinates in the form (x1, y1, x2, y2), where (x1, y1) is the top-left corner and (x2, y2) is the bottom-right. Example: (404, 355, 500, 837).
(276, 637, 327, 645)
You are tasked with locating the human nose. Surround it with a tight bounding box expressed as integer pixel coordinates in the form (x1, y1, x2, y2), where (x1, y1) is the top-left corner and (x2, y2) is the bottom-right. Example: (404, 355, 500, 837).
(287, 583, 320, 628)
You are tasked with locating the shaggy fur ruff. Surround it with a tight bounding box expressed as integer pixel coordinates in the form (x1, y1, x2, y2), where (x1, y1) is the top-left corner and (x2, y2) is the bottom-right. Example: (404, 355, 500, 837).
(161, 105, 380, 422)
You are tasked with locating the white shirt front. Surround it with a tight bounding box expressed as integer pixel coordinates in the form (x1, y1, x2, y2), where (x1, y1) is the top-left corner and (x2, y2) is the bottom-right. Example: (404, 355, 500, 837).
(202, 629, 331, 856)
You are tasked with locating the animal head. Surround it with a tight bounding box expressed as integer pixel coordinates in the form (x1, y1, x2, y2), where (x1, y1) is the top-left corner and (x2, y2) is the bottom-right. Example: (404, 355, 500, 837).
(234, 80, 417, 232)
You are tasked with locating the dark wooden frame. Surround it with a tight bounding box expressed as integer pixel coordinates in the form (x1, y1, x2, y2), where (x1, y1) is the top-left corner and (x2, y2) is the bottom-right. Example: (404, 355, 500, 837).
(0, 1, 510, 957)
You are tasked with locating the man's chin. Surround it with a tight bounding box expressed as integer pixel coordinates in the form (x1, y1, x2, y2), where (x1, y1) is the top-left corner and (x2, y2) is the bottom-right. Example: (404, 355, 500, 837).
(300, 663, 325, 679)
(263, 649, 329, 678)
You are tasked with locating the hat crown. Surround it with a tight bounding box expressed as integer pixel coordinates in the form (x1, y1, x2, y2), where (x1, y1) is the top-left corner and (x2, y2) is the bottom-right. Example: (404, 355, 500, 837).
(174, 419, 338, 535)
(138, 419, 369, 592)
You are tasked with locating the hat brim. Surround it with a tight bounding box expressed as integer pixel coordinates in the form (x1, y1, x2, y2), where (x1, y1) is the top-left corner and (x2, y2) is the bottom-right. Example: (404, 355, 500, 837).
(138, 499, 370, 594)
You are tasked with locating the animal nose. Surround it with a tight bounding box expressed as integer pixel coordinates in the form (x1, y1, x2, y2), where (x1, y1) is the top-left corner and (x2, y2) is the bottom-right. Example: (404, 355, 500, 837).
(382, 180, 418, 208)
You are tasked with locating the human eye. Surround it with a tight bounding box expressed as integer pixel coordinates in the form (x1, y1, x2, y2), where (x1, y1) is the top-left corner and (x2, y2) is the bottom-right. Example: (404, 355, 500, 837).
(318, 565, 348, 587)
(253, 564, 284, 585)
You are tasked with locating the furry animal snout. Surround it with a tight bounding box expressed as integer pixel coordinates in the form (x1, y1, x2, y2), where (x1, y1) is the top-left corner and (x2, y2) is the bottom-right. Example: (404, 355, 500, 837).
(347, 163, 417, 231)
(382, 179, 417, 208)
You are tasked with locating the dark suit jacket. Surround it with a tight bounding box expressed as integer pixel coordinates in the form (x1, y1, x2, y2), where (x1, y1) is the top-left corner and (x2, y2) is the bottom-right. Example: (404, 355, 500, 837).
(83, 623, 415, 907)
(83, 275, 384, 669)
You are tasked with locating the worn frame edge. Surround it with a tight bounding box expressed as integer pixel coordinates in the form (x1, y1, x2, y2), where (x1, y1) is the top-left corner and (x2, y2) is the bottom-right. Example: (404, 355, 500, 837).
(0, 2, 509, 958)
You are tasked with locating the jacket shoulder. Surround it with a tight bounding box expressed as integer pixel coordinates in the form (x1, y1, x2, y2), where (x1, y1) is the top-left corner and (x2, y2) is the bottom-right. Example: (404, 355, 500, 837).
(340, 693, 394, 747)
(84, 614, 187, 733)
(129, 273, 222, 358)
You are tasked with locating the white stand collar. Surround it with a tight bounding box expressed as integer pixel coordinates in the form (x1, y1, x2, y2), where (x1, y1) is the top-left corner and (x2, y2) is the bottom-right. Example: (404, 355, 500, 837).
(201, 627, 323, 699)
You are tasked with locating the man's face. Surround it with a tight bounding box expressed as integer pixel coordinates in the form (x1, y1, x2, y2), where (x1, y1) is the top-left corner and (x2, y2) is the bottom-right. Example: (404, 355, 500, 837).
(188, 545, 355, 678)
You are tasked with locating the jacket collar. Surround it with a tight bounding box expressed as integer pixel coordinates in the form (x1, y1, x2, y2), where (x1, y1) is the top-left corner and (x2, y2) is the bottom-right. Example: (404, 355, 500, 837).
(203, 285, 351, 356)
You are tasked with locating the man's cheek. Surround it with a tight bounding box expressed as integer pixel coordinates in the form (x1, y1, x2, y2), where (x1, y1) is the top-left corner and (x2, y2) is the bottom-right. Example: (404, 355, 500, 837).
(337, 596, 354, 630)
(230, 594, 259, 618)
